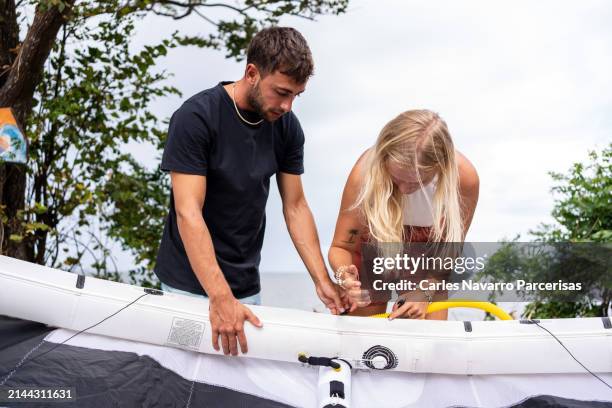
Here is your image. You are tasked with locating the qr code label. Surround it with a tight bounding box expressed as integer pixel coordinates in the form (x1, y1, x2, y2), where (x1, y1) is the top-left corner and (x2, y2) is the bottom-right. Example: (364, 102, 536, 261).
(167, 317, 205, 351)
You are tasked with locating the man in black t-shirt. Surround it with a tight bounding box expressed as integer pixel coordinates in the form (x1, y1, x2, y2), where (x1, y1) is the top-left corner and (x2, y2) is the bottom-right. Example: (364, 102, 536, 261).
(155, 27, 349, 356)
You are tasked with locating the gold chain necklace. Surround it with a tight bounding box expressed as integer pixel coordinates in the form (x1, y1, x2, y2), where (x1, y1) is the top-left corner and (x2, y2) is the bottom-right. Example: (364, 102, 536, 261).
(232, 82, 263, 126)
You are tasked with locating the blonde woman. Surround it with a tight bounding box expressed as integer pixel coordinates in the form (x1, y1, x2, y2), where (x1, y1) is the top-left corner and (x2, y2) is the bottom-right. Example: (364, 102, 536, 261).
(329, 110, 479, 320)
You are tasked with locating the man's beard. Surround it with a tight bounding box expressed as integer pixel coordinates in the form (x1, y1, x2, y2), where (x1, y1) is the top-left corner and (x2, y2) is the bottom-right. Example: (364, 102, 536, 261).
(247, 81, 285, 122)
(246, 81, 267, 119)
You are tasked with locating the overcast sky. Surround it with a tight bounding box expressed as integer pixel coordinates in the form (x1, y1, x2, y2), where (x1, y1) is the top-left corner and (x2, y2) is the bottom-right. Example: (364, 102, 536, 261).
(119, 0, 611, 273)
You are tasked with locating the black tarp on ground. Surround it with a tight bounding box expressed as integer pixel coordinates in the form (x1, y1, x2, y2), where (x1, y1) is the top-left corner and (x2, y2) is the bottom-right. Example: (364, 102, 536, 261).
(0, 316, 292, 408)
(1, 315, 611, 408)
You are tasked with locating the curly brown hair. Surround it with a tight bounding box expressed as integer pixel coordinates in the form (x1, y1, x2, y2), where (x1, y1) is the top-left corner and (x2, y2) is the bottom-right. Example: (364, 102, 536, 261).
(247, 27, 314, 84)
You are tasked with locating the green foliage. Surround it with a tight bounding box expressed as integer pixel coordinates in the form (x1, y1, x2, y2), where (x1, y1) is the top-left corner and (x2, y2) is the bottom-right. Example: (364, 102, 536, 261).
(479, 144, 612, 318)
(38, 0, 70, 13)
(102, 158, 170, 286)
(523, 300, 601, 319)
(23, 10, 180, 282)
(532, 144, 612, 243)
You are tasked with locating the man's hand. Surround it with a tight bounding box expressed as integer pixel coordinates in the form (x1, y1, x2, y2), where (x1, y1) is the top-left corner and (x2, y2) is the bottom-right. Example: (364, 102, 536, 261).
(315, 278, 350, 315)
(209, 295, 262, 355)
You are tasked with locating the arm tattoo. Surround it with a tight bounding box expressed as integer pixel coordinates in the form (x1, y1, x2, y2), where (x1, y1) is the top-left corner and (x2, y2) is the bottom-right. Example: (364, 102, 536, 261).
(342, 229, 359, 244)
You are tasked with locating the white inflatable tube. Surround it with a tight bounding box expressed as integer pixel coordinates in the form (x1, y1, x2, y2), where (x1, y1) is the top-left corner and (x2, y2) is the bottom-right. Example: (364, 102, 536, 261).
(1, 255, 611, 375)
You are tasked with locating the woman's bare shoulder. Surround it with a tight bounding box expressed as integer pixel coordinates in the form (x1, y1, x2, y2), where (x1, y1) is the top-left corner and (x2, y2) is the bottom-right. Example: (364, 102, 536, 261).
(346, 148, 372, 186)
(455, 150, 479, 195)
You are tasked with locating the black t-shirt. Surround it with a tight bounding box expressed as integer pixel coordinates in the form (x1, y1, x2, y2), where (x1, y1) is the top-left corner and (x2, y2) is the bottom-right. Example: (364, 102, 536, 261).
(154, 82, 305, 298)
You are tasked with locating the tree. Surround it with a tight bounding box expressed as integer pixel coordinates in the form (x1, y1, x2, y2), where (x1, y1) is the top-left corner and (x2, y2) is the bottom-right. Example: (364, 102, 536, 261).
(525, 143, 611, 317)
(533, 143, 611, 243)
(479, 144, 611, 318)
(0, 0, 349, 282)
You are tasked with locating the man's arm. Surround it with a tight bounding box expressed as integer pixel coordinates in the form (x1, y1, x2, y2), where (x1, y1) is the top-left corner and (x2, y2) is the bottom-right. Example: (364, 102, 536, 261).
(171, 172, 261, 356)
(276, 172, 348, 314)
(172, 173, 228, 297)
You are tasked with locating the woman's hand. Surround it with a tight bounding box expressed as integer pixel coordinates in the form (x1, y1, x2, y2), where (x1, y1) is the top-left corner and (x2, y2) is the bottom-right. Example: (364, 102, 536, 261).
(336, 265, 371, 312)
(388, 300, 428, 320)
(388, 290, 432, 320)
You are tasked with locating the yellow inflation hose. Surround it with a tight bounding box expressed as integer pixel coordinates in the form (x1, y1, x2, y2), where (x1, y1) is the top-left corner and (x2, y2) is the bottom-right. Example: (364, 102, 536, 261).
(370, 300, 513, 320)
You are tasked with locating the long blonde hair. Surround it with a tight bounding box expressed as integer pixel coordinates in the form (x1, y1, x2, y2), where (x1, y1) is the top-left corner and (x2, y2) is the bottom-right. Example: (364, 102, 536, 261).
(354, 110, 463, 244)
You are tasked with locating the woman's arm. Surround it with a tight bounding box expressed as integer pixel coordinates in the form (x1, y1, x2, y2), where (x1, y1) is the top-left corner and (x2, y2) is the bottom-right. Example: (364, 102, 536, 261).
(328, 152, 374, 311)
(328, 152, 368, 273)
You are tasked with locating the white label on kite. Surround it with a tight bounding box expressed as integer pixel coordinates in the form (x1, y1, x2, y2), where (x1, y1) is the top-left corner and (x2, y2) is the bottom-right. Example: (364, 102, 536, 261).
(166, 317, 205, 351)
